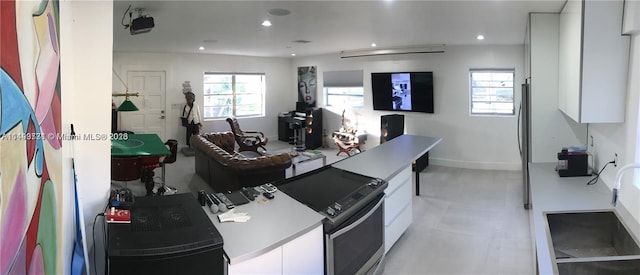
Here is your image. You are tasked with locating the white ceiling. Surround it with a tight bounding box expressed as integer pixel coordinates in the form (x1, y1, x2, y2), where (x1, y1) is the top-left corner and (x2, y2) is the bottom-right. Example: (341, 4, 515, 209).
(113, 0, 566, 58)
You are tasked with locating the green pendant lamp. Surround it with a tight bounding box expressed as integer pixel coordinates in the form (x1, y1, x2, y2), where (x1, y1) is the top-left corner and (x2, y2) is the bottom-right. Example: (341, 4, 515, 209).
(112, 68, 140, 112)
(114, 92, 140, 111)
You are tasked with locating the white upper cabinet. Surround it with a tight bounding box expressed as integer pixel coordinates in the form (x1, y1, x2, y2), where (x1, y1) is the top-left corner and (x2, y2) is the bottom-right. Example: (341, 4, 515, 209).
(558, 0, 630, 123)
(622, 0, 640, 34)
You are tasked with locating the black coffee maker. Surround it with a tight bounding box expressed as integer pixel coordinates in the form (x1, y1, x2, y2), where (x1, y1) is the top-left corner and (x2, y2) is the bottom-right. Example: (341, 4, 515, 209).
(556, 148, 592, 177)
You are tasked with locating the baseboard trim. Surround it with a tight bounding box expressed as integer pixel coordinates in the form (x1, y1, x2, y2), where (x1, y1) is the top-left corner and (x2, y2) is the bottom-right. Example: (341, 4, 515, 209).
(429, 158, 521, 171)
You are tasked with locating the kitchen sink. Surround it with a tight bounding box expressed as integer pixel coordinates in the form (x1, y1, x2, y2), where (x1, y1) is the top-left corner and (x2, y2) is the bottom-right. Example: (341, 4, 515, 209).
(545, 210, 640, 274)
(557, 259, 640, 275)
(547, 211, 640, 258)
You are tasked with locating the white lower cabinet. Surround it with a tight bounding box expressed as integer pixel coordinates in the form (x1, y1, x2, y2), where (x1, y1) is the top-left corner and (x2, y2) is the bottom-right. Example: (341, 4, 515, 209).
(282, 226, 324, 274)
(384, 166, 413, 253)
(228, 245, 282, 275)
(228, 225, 323, 275)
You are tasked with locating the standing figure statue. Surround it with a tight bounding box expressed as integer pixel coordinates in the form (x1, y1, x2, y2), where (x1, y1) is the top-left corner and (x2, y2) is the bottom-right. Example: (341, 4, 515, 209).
(182, 91, 202, 147)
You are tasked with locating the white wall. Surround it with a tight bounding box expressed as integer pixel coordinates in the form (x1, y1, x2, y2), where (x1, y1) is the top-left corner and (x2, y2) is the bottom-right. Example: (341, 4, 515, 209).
(60, 1, 112, 273)
(115, 46, 527, 170)
(588, 33, 640, 225)
(293, 45, 525, 170)
(529, 13, 588, 163)
(113, 52, 293, 146)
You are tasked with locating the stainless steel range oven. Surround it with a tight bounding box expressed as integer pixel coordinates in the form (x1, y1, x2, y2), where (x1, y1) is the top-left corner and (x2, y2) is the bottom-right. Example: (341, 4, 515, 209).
(277, 166, 388, 275)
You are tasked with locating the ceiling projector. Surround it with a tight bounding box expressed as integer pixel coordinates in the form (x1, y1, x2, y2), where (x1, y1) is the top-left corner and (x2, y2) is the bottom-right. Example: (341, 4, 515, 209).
(129, 16, 154, 35)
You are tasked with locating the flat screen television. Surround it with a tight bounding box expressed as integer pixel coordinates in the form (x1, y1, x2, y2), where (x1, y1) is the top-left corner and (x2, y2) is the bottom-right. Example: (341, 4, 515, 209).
(371, 72, 434, 113)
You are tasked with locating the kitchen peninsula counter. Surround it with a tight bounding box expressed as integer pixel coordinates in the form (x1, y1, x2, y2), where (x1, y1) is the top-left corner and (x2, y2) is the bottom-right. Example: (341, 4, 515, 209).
(332, 134, 442, 182)
(204, 134, 442, 273)
(333, 134, 442, 252)
(529, 162, 640, 274)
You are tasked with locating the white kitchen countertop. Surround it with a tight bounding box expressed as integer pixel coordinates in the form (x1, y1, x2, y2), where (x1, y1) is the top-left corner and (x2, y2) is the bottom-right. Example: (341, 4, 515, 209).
(529, 162, 640, 275)
(203, 192, 324, 264)
(332, 134, 442, 181)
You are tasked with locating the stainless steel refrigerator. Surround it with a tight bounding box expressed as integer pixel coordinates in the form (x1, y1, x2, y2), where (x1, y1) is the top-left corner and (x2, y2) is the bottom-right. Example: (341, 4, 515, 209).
(520, 79, 532, 209)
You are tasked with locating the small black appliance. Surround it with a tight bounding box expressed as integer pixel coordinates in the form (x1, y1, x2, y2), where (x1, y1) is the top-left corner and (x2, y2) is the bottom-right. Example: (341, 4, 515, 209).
(556, 148, 591, 177)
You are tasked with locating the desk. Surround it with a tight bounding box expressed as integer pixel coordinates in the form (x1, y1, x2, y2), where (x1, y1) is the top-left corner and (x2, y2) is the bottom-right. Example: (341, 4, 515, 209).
(111, 134, 171, 195)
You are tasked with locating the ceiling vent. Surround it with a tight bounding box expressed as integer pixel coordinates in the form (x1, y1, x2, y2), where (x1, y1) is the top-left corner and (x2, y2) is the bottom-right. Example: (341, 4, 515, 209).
(340, 44, 446, 58)
(269, 8, 291, 16)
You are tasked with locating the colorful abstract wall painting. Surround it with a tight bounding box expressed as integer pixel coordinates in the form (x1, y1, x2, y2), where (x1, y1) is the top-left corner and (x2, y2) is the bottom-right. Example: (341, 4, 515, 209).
(1, 0, 65, 274)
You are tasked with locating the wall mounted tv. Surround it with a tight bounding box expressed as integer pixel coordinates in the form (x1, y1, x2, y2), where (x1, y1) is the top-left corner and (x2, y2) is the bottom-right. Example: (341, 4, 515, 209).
(371, 72, 434, 113)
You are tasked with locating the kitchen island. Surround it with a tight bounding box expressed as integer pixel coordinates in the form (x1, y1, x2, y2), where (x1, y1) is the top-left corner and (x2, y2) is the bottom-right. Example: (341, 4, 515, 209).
(529, 162, 640, 274)
(332, 134, 442, 193)
(333, 134, 442, 253)
(205, 134, 442, 273)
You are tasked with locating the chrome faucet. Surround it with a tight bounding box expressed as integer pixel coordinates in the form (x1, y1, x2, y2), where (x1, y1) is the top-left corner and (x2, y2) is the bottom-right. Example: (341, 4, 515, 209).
(612, 163, 640, 206)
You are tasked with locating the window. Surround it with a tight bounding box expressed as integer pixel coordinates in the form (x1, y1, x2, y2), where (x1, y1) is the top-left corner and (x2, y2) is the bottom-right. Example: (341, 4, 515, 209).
(469, 69, 515, 115)
(203, 73, 265, 119)
(325, 87, 364, 108)
(323, 70, 364, 108)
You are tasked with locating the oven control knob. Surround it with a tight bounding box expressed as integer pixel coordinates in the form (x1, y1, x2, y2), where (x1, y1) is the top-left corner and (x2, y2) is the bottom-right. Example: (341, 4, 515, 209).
(368, 179, 381, 187)
(333, 203, 342, 212)
(326, 207, 336, 216)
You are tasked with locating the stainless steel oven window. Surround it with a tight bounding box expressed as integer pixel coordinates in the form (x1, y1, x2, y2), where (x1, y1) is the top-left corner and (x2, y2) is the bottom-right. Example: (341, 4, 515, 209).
(326, 195, 385, 275)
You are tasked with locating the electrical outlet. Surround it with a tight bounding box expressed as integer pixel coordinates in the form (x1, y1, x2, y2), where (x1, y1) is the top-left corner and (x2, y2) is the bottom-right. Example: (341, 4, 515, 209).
(614, 153, 618, 167)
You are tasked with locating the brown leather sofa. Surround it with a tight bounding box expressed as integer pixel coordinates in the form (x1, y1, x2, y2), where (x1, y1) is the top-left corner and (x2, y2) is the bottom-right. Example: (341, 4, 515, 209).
(191, 132, 292, 192)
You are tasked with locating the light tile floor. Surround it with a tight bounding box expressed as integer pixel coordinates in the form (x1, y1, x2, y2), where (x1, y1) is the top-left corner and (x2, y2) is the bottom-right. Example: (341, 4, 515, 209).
(382, 165, 534, 275)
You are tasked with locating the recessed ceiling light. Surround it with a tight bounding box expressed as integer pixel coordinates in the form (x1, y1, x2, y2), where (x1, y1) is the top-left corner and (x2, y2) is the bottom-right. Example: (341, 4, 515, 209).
(477, 34, 485, 40)
(291, 53, 296, 56)
(371, 43, 377, 47)
(262, 20, 272, 27)
(198, 46, 205, 50)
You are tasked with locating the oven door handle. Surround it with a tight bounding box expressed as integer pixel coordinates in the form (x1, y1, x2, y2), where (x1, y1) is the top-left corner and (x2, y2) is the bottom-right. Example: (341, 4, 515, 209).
(329, 197, 384, 240)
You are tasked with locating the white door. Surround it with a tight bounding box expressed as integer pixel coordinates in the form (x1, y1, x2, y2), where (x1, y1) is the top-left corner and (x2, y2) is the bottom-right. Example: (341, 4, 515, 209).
(120, 70, 166, 140)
